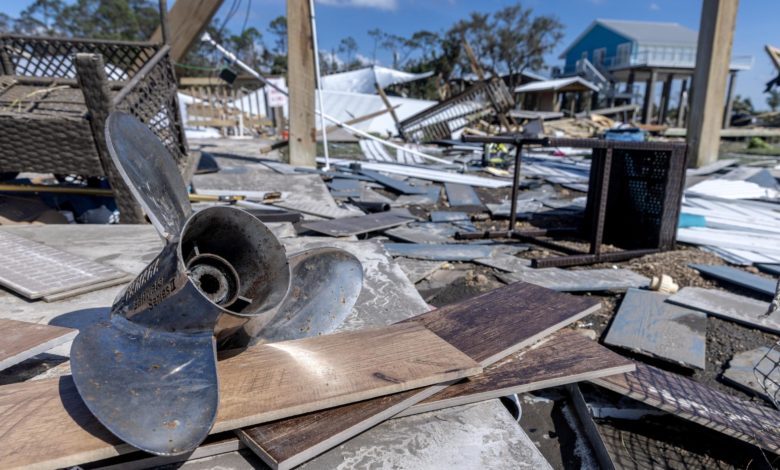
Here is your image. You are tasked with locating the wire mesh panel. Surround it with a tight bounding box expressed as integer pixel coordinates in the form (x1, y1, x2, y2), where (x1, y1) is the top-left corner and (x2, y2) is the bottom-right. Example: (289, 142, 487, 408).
(583, 141, 687, 251)
(754, 342, 780, 409)
(0, 34, 157, 80)
(398, 78, 514, 142)
(114, 48, 187, 167)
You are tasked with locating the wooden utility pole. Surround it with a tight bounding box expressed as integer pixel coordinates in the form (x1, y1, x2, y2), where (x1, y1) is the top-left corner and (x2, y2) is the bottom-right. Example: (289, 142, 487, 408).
(150, 0, 223, 62)
(286, 0, 317, 167)
(687, 0, 739, 168)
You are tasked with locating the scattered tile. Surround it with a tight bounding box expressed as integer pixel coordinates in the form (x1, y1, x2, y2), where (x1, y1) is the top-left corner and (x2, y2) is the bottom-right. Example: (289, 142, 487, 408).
(395, 258, 446, 284)
(723, 347, 780, 404)
(604, 289, 706, 369)
(667, 287, 780, 334)
(499, 268, 649, 292)
(689, 264, 776, 297)
(444, 182, 483, 209)
(384, 243, 495, 261)
(473, 254, 532, 272)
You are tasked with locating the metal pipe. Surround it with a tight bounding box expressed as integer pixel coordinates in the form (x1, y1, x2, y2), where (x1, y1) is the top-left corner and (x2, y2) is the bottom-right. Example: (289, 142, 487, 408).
(201, 33, 452, 166)
(308, 0, 330, 170)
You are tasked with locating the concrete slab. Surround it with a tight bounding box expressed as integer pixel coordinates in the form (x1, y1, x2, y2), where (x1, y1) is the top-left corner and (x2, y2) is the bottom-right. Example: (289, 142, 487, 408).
(667, 287, 780, 334)
(604, 289, 706, 369)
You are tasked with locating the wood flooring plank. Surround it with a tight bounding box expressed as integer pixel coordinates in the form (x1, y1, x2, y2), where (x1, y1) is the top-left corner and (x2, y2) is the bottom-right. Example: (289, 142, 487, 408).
(0, 319, 77, 371)
(396, 329, 635, 417)
(591, 362, 780, 454)
(238, 281, 601, 470)
(0, 323, 481, 470)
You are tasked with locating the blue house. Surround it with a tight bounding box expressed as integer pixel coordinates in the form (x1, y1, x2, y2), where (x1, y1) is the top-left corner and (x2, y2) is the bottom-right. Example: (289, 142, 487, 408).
(558, 19, 752, 126)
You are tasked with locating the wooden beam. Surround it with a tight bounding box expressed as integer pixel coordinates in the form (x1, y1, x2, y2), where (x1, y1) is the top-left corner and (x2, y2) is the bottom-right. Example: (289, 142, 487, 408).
(287, 0, 317, 167)
(149, 0, 223, 63)
(687, 0, 739, 167)
(642, 70, 657, 124)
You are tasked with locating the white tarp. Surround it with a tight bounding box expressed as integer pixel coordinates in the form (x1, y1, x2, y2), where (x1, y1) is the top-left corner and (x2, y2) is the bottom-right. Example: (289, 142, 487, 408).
(321, 65, 433, 94)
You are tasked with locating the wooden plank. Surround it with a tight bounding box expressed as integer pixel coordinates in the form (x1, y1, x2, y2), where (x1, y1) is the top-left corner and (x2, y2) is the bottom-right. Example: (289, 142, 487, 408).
(286, 0, 316, 167)
(444, 182, 483, 209)
(604, 289, 706, 369)
(0, 323, 481, 470)
(723, 346, 779, 403)
(591, 362, 780, 454)
(397, 329, 635, 417)
(689, 263, 776, 297)
(150, 0, 223, 62)
(499, 268, 649, 292)
(0, 319, 76, 371)
(300, 211, 415, 237)
(238, 282, 601, 470)
(667, 287, 780, 334)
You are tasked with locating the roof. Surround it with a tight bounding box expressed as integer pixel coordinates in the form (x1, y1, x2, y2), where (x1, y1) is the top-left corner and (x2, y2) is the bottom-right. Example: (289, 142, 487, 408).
(514, 77, 599, 93)
(559, 19, 698, 58)
(460, 69, 548, 82)
(321, 66, 434, 94)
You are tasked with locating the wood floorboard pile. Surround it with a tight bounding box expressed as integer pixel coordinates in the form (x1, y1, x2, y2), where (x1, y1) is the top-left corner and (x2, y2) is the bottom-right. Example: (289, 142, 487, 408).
(7, 137, 780, 469)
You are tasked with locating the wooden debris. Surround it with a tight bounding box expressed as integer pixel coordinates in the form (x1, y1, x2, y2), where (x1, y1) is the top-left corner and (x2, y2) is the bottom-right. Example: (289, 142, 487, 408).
(237, 282, 600, 470)
(397, 329, 634, 417)
(0, 323, 481, 469)
(604, 289, 706, 369)
(0, 319, 76, 371)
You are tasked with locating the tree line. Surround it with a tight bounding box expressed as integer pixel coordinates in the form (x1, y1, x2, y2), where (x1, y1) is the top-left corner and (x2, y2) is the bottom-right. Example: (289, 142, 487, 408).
(1, 0, 563, 99)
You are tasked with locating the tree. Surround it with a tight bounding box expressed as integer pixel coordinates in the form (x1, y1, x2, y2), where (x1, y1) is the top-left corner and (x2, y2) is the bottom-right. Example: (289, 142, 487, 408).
(268, 16, 287, 54)
(13, 0, 64, 35)
(767, 89, 780, 112)
(0, 13, 12, 33)
(368, 28, 382, 62)
(732, 94, 754, 114)
(338, 36, 358, 68)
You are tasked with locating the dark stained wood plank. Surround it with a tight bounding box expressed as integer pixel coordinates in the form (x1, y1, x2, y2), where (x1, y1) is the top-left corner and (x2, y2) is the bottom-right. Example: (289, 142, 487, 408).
(300, 211, 416, 237)
(397, 329, 635, 417)
(0, 319, 76, 371)
(0, 323, 481, 470)
(591, 362, 780, 454)
(238, 281, 601, 470)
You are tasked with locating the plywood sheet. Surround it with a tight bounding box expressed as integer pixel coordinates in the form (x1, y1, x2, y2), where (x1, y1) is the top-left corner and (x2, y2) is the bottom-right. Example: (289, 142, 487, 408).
(0, 323, 481, 469)
(592, 363, 780, 454)
(604, 289, 706, 369)
(0, 319, 76, 371)
(238, 282, 600, 470)
(667, 287, 780, 334)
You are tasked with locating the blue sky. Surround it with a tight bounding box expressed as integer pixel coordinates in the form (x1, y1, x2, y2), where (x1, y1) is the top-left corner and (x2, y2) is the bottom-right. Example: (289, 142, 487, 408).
(3, 0, 776, 108)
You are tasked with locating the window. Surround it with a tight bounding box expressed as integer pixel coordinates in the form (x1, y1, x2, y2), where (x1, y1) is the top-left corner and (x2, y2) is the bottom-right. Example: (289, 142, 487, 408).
(617, 43, 632, 65)
(593, 47, 606, 65)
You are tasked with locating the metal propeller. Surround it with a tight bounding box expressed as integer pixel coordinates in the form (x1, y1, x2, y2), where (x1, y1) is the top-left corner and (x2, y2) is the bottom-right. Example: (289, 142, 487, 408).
(69, 112, 362, 456)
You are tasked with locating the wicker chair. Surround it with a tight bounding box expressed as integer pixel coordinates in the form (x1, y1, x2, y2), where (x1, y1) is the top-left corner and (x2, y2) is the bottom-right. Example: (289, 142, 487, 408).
(0, 34, 190, 222)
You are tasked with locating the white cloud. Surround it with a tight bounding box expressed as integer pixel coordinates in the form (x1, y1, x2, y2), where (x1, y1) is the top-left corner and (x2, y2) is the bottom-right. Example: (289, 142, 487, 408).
(356, 53, 379, 66)
(649, 2, 660, 10)
(317, 0, 398, 11)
